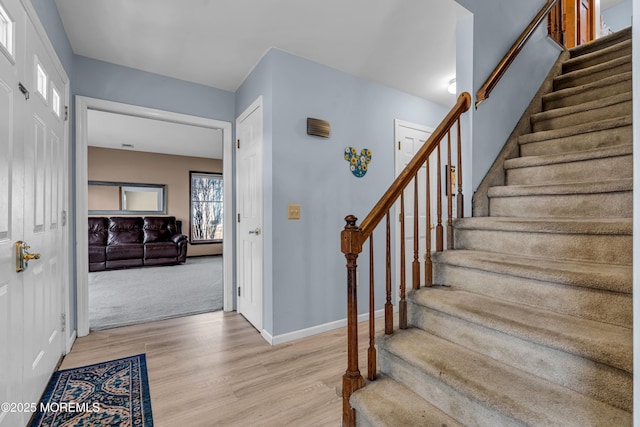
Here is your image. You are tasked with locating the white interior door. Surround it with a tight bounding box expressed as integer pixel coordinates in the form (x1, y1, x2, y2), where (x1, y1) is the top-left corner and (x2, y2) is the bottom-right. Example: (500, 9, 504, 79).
(236, 97, 263, 331)
(0, 0, 26, 424)
(0, 1, 66, 424)
(21, 14, 66, 405)
(394, 120, 433, 290)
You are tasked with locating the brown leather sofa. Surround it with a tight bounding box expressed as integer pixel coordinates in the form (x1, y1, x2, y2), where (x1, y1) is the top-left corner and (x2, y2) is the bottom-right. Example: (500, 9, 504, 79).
(89, 216, 188, 272)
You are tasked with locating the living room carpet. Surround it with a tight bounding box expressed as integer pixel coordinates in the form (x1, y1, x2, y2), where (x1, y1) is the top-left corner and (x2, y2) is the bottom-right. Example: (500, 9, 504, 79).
(89, 255, 223, 330)
(29, 354, 153, 427)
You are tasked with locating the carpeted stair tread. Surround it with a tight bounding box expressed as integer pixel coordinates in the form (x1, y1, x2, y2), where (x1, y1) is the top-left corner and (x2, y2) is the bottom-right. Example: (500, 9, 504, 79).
(504, 143, 631, 170)
(432, 249, 631, 294)
(454, 216, 632, 235)
(569, 26, 631, 58)
(378, 329, 631, 426)
(488, 178, 632, 197)
(409, 288, 632, 372)
(553, 54, 631, 91)
(563, 39, 632, 73)
(350, 376, 463, 427)
(531, 91, 631, 131)
(543, 71, 631, 109)
(518, 115, 631, 146)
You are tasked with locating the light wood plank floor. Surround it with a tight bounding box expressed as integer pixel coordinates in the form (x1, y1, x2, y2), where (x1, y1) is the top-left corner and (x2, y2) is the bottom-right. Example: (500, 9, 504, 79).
(61, 311, 379, 426)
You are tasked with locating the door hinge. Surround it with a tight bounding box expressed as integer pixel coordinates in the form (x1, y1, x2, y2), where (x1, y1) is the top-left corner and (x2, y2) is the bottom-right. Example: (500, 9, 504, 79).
(237, 287, 241, 297)
(61, 313, 66, 333)
(237, 139, 240, 149)
(237, 213, 240, 223)
(64, 106, 69, 121)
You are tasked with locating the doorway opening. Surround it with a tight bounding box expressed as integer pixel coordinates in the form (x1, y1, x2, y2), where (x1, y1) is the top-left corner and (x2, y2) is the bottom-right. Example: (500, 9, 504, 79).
(75, 97, 233, 336)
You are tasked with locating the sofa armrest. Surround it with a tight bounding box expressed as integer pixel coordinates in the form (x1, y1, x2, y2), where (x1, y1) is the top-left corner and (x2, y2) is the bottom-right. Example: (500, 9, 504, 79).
(171, 234, 188, 244)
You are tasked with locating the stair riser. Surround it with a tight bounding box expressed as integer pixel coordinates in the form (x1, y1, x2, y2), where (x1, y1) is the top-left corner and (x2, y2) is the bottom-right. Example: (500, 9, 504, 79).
(563, 43, 632, 73)
(454, 228, 632, 265)
(554, 60, 631, 90)
(519, 125, 631, 156)
(543, 79, 631, 110)
(489, 192, 632, 218)
(506, 155, 632, 185)
(407, 303, 632, 412)
(378, 350, 519, 426)
(570, 29, 631, 57)
(532, 100, 631, 132)
(433, 262, 632, 327)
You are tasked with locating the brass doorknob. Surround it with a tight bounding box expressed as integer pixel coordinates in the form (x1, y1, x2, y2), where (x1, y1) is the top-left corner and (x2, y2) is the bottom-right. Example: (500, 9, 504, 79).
(16, 241, 41, 272)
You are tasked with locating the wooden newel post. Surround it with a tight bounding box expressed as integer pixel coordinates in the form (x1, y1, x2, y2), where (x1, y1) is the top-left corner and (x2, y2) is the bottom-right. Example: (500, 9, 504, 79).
(341, 215, 364, 427)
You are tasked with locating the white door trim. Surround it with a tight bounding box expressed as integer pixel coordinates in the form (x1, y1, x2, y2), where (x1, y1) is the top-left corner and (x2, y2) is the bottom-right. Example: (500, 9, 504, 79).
(75, 96, 233, 337)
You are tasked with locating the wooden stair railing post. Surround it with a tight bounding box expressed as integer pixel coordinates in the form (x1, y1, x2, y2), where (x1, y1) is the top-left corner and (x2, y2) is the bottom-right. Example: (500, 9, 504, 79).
(436, 143, 444, 252)
(446, 131, 454, 250)
(385, 212, 393, 334)
(456, 119, 464, 219)
(425, 158, 433, 286)
(367, 235, 376, 381)
(341, 215, 364, 427)
(399, 192, 407, 329)
(412, 176, 420, 289)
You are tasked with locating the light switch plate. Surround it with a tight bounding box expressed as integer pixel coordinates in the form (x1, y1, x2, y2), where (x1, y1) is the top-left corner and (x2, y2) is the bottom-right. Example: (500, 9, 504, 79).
(288, 204, 301, 220)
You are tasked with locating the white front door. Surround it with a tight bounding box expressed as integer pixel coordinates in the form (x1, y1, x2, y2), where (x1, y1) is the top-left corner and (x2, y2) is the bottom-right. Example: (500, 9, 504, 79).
(21, 13, 66, 405)
(236, 97, 263, 331)
(0, 1, 67, 424)
(394, 120, 433, 289)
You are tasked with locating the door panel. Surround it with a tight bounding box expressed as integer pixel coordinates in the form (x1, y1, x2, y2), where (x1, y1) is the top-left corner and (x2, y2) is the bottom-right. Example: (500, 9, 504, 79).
(236, 99, 263, 331)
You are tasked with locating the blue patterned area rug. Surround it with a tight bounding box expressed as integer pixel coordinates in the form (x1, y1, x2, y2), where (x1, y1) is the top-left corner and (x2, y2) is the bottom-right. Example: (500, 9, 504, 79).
(29, 354, 153, 427)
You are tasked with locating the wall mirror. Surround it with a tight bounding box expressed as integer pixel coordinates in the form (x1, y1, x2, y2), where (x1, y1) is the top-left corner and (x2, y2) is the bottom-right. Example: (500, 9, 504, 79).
(88, 181, 167, 215)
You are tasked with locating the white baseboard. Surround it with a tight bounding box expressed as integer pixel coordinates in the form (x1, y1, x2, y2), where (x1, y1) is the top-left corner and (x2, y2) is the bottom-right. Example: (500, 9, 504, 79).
(262, 309, 385, 346)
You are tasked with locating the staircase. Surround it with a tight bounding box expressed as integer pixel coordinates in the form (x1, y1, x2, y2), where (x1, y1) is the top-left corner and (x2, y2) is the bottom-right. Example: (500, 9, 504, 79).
(350, 28, 633, 426)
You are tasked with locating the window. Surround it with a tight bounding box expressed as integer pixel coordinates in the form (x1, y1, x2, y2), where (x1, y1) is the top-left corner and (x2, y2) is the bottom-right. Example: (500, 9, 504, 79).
(0, 3, 13, 58)
(36, 61, 47, 101)
(51, 85, 61, 117)
(190, 172, 223, 243)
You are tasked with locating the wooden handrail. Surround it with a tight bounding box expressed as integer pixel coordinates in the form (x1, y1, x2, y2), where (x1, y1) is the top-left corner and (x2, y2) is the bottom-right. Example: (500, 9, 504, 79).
(340, 92, 471, 426)
(475, 0, 558, 108)
(359, 92, 471, 237)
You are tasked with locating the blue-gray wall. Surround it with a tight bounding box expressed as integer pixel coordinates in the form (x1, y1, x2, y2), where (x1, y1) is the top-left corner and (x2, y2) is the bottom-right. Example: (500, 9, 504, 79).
(603, 0, 632, 32)
(454, 0, 562, 191)
(238, 49, 448, 337)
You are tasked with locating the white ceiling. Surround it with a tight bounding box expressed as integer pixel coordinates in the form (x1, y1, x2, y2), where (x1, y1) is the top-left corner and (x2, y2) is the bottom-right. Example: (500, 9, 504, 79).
(58, 0, 469, 159)
(55, 0, 469, 107)
(87, 110, 223, 159)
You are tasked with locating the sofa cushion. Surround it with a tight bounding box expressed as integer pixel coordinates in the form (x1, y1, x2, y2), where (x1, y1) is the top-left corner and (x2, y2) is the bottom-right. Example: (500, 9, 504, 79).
(143, 216, 178, 243)
(106, 243, 144, 261)
(89, 245, 106, 263)
(144, 242, 178, 259)
(88, 217, 108, 246)
(108, 217, 143, 245)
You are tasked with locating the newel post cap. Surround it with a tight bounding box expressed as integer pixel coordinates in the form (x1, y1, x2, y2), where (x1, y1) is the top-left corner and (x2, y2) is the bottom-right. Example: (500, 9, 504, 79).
(341, 215, 363, 255)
